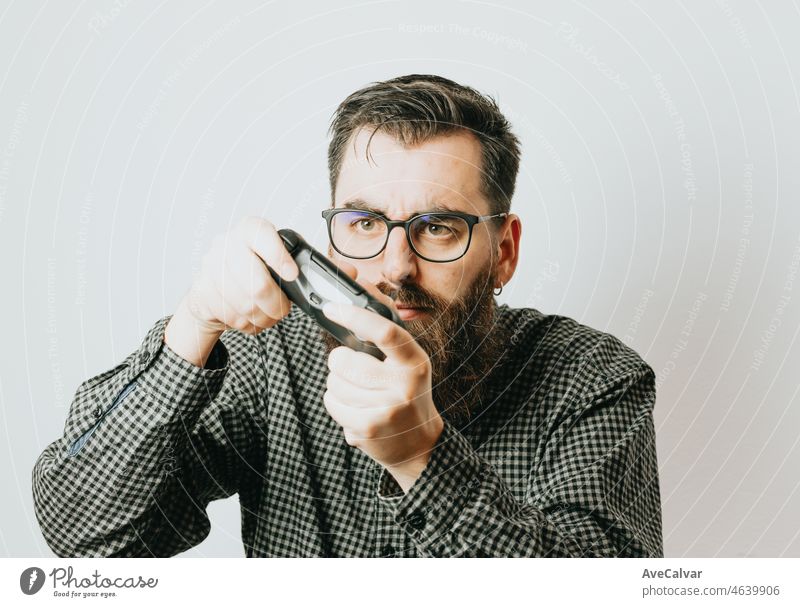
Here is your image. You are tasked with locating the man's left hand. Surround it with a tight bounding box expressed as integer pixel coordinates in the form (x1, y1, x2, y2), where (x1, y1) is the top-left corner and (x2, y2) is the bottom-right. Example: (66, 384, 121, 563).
(322, 295, 444, 493)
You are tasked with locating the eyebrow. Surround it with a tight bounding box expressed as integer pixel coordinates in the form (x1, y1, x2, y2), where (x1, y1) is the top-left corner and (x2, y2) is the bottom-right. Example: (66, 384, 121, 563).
(341, 198, 460, 217)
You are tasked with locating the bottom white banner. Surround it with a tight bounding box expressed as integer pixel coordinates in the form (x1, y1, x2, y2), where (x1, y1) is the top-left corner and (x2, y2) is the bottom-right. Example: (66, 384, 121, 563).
(1, 557, 796, 606)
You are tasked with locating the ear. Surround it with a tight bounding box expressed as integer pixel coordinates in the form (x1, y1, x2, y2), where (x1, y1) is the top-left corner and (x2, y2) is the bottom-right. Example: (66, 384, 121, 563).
(495, 214, 521, 288)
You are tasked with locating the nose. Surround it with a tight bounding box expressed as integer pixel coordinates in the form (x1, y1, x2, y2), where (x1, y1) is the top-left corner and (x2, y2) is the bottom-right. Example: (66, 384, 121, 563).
(380, 225, 417, 287)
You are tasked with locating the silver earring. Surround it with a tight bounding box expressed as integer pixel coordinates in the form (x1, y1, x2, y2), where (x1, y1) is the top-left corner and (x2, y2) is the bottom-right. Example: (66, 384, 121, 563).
(494, 282, 504, 296)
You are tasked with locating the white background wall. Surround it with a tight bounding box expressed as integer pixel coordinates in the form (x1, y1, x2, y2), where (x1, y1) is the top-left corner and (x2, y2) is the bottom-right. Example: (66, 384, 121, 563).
(1, 0, 798, 557)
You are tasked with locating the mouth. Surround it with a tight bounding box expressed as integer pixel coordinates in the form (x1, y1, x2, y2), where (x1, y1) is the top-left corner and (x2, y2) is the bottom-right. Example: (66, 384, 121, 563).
(395, 305, 430, 321)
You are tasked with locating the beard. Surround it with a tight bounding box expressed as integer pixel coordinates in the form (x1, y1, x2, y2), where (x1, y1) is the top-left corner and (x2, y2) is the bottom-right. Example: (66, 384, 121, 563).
(319, 261, 509, 427)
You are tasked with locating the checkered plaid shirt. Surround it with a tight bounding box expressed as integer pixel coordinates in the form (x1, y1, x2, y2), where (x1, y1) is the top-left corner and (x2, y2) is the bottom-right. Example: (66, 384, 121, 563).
(32, 303, 663, 557)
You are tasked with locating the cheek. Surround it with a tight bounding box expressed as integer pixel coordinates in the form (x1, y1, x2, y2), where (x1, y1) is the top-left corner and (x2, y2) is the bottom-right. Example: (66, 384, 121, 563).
(351, 257, 384, 284)
(417, 263, 473, 300)
(433, 244, 496, 298)
(329, 248, 374, 280)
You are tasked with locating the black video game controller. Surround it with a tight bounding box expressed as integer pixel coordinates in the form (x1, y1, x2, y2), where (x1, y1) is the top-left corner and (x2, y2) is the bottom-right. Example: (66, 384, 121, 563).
(266, 229, 406, 360)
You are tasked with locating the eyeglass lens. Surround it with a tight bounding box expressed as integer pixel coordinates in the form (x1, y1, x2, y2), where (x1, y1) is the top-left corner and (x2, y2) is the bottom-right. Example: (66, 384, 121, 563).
(329, 210, 471, 261)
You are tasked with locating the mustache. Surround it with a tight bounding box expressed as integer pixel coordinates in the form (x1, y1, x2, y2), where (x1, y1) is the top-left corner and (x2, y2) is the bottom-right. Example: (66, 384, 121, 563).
(374, 280, 445, 310)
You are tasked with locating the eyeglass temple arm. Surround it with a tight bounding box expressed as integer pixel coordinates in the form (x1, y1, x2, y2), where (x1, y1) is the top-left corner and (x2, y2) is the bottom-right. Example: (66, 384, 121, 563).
(477, 212, 508, 223)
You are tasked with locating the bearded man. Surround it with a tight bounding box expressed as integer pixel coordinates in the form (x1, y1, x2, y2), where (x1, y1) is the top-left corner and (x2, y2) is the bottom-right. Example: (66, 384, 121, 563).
(33, 74, 663, 557)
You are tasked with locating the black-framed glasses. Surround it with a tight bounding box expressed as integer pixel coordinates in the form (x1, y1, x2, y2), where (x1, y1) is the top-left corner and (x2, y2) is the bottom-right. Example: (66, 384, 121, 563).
(321, 208, 507, 263)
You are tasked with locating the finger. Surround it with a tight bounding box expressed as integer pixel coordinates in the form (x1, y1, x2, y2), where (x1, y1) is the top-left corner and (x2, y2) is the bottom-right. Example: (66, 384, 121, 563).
(240, 216, 299, 282)
(206, 277, 265, 333)
(342, 429, 358, 447)
(322, 389, 360, 429)
(322, 302, 422, 365)
(224, 258, 290, 325)
(326, 368, 393, 406)
(323, 390, 383, 439)
(205, 260, 274, 332)
(225, 245, 292, 320)
(212, 256, 275, 328)
(327, 346, 404, 391)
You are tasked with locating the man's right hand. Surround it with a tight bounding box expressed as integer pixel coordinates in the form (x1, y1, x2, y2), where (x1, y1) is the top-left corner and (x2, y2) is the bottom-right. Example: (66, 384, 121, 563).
(165, 216, 299, 367)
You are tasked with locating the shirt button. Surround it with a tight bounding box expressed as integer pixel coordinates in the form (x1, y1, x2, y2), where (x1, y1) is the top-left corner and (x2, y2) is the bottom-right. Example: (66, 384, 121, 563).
(380, 544, 395, 557)
(406, 510, 426, 531)
(93, 405, 103, 418)
(139, 349, 150, 365)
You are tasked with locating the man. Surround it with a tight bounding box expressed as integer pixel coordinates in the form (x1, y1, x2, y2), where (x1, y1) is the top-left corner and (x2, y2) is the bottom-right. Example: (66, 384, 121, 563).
(32, 74, 663, 557)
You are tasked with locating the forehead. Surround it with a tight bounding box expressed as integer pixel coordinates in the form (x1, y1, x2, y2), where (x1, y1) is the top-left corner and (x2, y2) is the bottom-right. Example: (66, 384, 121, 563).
(334, 127, 489, 216)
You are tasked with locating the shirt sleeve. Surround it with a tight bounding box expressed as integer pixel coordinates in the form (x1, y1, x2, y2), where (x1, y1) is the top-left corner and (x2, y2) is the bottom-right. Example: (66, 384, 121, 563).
(31, 315, 267, 557)
(375, 364, 663, 557)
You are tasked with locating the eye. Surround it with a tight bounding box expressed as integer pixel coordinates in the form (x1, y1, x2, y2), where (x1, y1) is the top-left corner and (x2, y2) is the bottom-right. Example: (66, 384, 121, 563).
(416, 216, 459, 238)
(424, 222, 451, 236)
(353, 218, 376, 231)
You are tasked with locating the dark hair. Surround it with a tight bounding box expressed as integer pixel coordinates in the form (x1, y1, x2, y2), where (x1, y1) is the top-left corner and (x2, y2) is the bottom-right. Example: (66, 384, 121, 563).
(327, 74, 521, 215)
